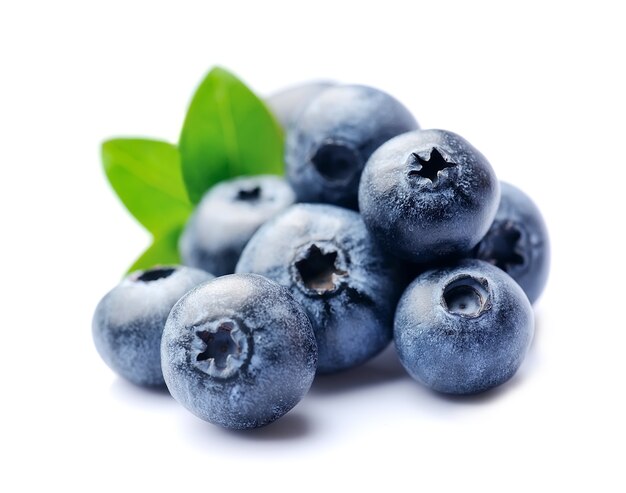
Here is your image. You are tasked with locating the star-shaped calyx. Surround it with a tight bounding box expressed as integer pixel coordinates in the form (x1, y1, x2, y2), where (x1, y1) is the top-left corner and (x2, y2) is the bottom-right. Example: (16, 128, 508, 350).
(196, 322, 239, 369)
(493, 227, 525, 271)
(193, 319, 250, 379)
(295, 244, 347, 294)
(407, 147, 456, 184)
(476, 221, 526, 272)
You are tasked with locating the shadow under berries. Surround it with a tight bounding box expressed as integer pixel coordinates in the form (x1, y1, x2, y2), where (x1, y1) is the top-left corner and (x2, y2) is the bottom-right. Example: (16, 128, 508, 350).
(310, 345, 410, 395)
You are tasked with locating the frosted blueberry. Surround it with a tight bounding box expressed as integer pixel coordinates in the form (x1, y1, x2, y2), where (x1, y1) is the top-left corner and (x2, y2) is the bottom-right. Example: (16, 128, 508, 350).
(236, 203, 406, 373)
(359, 129, 500, 264)
(92, 266, 213, 386)
(179, 175, 295, 276)
(161, 274, 317, 429)
(474, 182, 550, 304)
(286, 85, 418, 209)
(394, 260, 534, 394)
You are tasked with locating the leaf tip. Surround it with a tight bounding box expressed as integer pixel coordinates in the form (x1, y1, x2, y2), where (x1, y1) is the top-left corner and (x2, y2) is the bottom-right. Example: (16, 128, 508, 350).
(210, 65, 234, 78)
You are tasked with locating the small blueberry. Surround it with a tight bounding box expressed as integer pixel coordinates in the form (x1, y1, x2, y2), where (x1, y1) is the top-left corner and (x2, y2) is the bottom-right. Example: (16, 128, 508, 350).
(92, 266, 213, 386)
(179, 175, 295, 276)
(474, 181, 550, 304)
(394, 259, 534, 395)
(286, 84, 418, 209)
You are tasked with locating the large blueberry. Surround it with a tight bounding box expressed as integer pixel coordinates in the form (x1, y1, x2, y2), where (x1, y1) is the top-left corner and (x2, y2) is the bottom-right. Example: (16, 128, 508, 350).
(266, 80, 335, 130)
(286, 85, 418, 209)
(394, 259, 534, 395)
(161, 274, 317, 429)
(359, 129, 500, 264)
(179, 175, 295, 276)
(236, 203, 406, 374)
(92, 266, 213, 386)
(474, 182, 550, 304)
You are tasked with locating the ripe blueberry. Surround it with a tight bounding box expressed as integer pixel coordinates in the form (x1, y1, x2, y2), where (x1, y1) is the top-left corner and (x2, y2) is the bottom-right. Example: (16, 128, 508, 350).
(359, 129, 500, 264)
(474, 182, 550, 304)
(161, 274, 317, 429)
(179, 175, 295, 276)
(92, 266, 213, 386)
(394, 259, 534, 394)
(286, 85, 418, 209)
(236, 203, 406, 373)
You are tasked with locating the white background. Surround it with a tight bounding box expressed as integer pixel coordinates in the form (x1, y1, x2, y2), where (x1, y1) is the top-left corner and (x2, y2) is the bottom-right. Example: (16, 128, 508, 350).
(1, 1, 624, 491)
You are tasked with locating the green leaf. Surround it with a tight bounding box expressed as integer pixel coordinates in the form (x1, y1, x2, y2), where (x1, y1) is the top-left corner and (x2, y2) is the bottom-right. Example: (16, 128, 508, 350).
(102, 138, 192, 237)
(179, 66, 284, 204)
(128, 228, 183, 273)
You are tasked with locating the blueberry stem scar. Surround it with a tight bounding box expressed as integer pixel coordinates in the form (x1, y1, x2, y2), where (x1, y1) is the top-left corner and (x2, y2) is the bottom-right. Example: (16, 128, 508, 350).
(196, 323, 239, 369)
(442, 276, 491, 317)
(236, 186, 261, 201)
(311, 142, 362, 182)
(193, 319, 250, 378)
(135, 267, 176, 282)
(476, 220, 526, 271)
(295, 244, 347, 294)
(407, 147, 456, 183)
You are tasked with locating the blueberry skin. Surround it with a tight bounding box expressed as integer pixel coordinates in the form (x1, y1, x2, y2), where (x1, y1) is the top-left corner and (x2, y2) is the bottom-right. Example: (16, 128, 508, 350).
(161, 274, 317, 429)
(359, 129, 500, 264)
(236, 203, 406, 374)
(394, 259, 534, 395)
(266, 81, 335, 130)
(286, 85, 418, 209)
(92, 266, 213, 387)
(179, 175, 295, 276)
(474, 182, 550, 304)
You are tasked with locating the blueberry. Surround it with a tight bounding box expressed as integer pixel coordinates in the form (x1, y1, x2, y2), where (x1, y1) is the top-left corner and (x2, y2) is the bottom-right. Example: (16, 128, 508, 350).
(236, 203, 405, 373)
(474, 182, 550, 304)
(266, 81, 335, 130)
(161, 274, 317, 429)
(286, 85, 418, 209)
(359, 129, 500, 264)
(394, 259, 534, 394)
(92, 266, 213, 386)
(179, 175, 295, 276)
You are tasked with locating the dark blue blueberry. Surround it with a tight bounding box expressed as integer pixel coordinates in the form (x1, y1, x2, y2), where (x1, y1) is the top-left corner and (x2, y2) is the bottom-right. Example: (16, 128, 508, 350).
(179, 175, 295, 276)
(474, 182, 549, 304)
(92, 266, 213, 387)
(359, 129, 500, 264)
(266, 81, 335, 130)
(286, 85, 418, 209)
(394, 259, 534, 395)
(161, 274, 317, 429)
(236, 203, 406, 374)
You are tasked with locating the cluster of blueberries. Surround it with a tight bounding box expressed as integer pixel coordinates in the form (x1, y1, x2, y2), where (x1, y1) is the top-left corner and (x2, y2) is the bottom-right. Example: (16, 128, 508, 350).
(93, 82, 549, 430)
